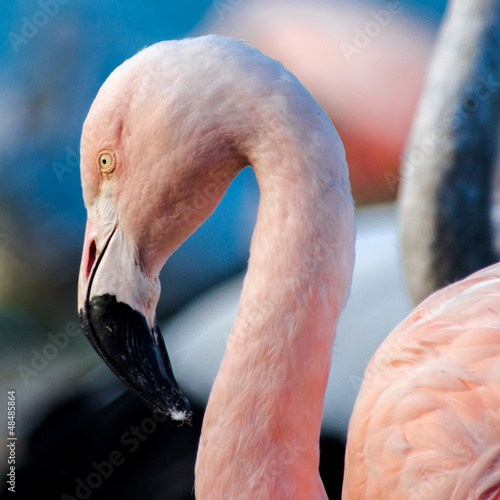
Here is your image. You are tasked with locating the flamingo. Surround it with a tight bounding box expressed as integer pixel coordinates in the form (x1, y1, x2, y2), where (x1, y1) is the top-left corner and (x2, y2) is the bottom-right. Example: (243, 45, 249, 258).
(77, 35, 355, 498)
(399, 0, 500, 305)
(343, 1, 500, 498)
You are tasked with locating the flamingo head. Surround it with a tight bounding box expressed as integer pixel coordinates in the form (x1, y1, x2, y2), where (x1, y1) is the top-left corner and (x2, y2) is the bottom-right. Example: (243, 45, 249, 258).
(77, 38, 250, 424)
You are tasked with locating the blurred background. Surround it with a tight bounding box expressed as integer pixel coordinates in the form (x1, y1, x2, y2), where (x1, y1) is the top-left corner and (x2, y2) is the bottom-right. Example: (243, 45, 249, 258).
(0, 0, 447, 498)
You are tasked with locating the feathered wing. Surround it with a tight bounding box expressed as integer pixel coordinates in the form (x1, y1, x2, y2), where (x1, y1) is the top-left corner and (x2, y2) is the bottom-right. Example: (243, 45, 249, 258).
(344, 264, 500, 500)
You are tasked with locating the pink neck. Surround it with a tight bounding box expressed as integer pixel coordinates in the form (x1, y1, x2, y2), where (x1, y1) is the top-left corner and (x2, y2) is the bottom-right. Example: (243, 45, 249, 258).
(195, 123, 355, 498)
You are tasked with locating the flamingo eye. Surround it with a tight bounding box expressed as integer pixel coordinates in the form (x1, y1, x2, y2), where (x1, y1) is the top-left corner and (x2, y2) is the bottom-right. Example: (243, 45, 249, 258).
(97, 151, 116, 175)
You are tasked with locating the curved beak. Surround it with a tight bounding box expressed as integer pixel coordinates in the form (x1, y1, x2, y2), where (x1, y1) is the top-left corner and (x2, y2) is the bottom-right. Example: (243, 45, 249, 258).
(78, 220, 192, 424)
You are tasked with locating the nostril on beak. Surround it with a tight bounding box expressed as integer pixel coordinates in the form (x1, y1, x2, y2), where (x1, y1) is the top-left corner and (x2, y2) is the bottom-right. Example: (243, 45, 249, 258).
(87, 240, 97, 280)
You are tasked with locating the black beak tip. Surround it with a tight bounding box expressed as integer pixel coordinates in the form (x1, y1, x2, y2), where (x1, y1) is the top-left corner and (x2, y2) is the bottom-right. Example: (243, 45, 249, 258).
(79, 294, 192, 425)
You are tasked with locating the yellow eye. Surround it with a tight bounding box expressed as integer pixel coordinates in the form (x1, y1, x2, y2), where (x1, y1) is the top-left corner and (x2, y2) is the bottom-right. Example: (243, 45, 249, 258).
(97, 151, 116, 175)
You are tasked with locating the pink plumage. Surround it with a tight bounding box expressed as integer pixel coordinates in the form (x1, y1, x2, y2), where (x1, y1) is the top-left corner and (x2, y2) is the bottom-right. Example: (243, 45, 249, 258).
(344, 265, 500, 499)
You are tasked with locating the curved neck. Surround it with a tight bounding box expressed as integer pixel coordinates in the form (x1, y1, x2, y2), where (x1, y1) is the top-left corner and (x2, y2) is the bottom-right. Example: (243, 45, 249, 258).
(194, 92, 355, 497)
(399, 0, 500, 304)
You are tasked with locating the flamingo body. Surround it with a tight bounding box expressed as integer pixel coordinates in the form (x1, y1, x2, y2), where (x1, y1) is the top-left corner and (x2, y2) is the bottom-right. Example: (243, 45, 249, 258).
(344, 263, 500, 499)
(345, 1, 500, 497)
